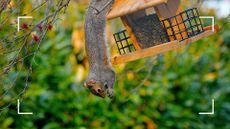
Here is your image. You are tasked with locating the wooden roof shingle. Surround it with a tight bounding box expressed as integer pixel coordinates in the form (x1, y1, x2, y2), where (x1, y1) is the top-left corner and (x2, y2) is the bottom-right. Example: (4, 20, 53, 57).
(107, 0, 168, 20)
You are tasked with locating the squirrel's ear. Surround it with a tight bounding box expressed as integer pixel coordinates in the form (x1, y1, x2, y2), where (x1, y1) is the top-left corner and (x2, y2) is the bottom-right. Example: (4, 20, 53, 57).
(84, 80, 96, 88)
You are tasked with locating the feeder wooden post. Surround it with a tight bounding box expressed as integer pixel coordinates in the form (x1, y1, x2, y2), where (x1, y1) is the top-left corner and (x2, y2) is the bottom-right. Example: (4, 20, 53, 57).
(154, 0, 187, 41)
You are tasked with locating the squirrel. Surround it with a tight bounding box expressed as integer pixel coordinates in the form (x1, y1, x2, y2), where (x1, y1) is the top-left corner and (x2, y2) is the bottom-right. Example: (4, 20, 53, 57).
(84, 0, 116, 99)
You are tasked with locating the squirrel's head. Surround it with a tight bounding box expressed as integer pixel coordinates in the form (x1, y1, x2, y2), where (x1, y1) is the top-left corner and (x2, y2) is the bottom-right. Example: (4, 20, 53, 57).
(84, 69, 116, 99)
(84, 79, 115, 99)
(84, 68, 116, 99)
(84, 80, 106, 98)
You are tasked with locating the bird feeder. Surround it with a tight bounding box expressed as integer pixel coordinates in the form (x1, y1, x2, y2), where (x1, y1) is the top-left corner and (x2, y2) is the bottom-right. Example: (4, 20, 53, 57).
(106, 0, 219, 65)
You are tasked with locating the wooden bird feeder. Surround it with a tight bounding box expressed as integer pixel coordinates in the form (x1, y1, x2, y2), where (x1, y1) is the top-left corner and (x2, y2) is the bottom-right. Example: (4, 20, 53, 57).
(107, 0, 219, 65)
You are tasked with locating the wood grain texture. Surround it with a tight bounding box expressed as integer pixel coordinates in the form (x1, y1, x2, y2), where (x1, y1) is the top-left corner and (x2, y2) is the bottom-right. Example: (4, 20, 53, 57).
(154, 0, 180, 19)
(107, 0, 168, 20)
(121, 16, 141, 50)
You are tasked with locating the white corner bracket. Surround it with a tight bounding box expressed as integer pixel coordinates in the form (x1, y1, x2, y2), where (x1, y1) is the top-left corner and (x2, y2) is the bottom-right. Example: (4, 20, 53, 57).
(199, 16, 215, 32)
(17, 16, 33, 32)
(198, 99, 215, 115)
(17, 99, 33, 115)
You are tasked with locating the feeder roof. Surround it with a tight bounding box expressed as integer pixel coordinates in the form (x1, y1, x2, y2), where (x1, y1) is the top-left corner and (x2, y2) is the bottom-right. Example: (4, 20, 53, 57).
(107, 0, 168, 20)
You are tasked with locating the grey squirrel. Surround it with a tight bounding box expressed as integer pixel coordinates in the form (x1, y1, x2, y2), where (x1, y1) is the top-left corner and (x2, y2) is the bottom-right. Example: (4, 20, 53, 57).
(84, 0, 116, 99)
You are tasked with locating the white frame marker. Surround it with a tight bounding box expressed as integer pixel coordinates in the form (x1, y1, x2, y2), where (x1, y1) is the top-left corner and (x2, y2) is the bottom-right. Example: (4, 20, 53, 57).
(198, 99, 215, 115)
(17, 99, 33, 115)
(199, 16, 215, 32)
(17, 16, 33, 32)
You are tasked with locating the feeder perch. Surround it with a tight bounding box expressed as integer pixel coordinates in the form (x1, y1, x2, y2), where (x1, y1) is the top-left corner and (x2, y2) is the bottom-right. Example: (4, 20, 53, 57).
(107, 0, 219, 65)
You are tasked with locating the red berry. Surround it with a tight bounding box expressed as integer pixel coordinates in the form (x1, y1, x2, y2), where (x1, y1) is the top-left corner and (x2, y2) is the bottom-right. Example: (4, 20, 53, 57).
(32, 34, 40, 42)
(37, 24, 43, 32)
(47, 23, 53, 30)
(21, 22, 29, 30)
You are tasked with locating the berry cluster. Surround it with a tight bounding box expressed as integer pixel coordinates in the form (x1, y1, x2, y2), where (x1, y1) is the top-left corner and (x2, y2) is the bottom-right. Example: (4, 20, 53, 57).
(20, 22, 53, 43)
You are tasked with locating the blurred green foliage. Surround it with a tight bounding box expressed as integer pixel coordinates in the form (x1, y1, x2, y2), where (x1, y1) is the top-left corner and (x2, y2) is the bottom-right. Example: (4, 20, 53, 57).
(0, 0, 230, 129)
